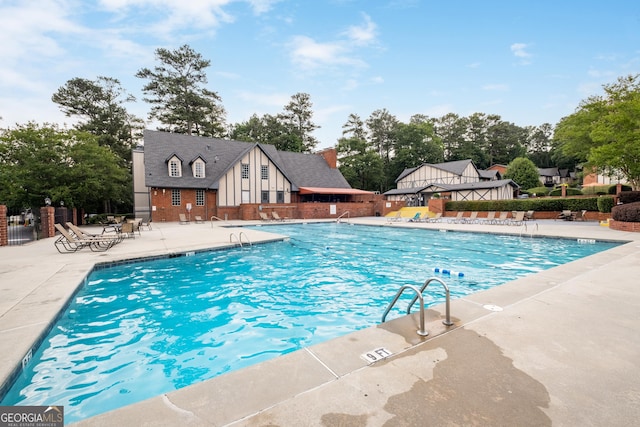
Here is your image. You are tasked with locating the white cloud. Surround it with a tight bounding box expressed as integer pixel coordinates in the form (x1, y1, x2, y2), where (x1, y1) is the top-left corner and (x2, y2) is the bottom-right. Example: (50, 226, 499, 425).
(510, 43, 531, 58)
(288, 36, 364, 69)
(245, 0, 282, 15)
(98, 0, 236, 35)
(510, 42, 533, 65)
(236, 90, 291, 107)
(287, 14, 378, 71)
(0, 0, 82, 63)
(344, 13, 377, 46)
(482, 83, 509, 91)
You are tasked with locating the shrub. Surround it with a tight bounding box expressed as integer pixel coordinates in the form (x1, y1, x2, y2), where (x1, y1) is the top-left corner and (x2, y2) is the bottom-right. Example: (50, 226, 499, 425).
(582, 185, 609, 195)
(612, 201, 640, 222)
(607, 184, 632, 195)
(597, 196, 615, 213)
(446, 197, 600, 213)
(549, 187, 583, 196)
(526, 186, 550, 196)
(618, 191, 640, 204)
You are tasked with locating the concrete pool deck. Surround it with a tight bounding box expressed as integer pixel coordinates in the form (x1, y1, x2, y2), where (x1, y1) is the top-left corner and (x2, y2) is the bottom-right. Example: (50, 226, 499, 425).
(1, 218, 639, 426)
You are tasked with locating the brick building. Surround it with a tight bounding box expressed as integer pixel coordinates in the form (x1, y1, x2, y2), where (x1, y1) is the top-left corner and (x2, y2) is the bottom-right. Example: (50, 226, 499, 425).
(133, 131, 374, 222)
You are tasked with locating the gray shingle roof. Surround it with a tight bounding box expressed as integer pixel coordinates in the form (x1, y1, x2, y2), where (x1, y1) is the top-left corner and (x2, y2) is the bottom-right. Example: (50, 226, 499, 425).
(143, 130, 350, 190)
(383, 179, 518, 196)
(395, 159, 478, 183)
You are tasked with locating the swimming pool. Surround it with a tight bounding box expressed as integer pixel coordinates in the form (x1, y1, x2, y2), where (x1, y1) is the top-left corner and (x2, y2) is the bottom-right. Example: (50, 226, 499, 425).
(1, 223, 619, 422)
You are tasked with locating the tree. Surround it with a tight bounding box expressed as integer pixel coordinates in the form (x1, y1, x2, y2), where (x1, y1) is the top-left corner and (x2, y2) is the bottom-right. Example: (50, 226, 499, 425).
(555, 74, 640, 190)
(503, 157, 541, 191)
(342, 113, 367, 141)
(366, 108, 398, 163)
(434, 113, 468, 161)
(525, 123, 554, 167)
(484, 119, 526, 167)
(52, 76, 143, 162)
(0, 123, 130, 212)
(336, 137, 384, 191)
(280, 92, 319, 152)
(390, 116, 443, 182)
(136, 44, 226, 137)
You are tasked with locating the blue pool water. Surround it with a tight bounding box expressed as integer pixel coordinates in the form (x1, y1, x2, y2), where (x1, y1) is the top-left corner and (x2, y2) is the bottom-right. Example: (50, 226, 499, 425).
(1, 223, 619, 422)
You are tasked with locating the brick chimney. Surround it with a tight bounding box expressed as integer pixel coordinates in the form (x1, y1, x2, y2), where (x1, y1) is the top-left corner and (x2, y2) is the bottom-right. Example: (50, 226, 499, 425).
(318, 147, 337, 168)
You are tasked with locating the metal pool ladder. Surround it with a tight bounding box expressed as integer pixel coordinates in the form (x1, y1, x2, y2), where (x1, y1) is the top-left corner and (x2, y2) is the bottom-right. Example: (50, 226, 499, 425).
(381, 277, 453, 336)
(229, 232, 252, 248)
(336, 210, 350, 223)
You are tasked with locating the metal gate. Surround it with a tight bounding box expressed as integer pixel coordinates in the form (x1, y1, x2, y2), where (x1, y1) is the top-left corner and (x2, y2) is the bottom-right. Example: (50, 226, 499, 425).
(6, 208, 39, 246)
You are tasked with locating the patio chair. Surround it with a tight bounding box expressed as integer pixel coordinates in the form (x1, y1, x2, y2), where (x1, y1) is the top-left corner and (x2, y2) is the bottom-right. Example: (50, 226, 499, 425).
(66, 222, 123, 244)
(575, 210, 587, 221)
(507, 211, 526, 226)
(494, 211, 509, 225)
(194, 215, 204, 224)
(272, 212, 287, 221)
(483, 211, 496, 223)
(462, 211, 479, 224)
(426, 212, 442, 223)
(259, 212, 271, 221)
(54, 223, 116, 253)
(557, 210, 575, 221)
(179, 213, 190, 224)
(140, 217, 152, 231)
(447, 212, 464, 223)
(524, 210, 535, 221)
(408, 212, 422, 222)
(386, 212, 402, 223)
(120, 221, 137, 238)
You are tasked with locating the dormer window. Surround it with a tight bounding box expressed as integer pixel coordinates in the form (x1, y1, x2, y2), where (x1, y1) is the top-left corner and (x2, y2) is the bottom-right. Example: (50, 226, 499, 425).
(192, 158, 206, 178)
(168, 155, 182, 177)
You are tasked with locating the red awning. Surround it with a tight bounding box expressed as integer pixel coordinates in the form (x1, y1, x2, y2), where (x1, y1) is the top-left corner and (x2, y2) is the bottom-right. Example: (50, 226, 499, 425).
(297, 187, 374, 195)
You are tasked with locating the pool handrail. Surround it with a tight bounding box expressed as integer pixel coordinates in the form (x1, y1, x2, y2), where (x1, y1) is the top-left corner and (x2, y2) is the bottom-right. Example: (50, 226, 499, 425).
(381, 284, 429, 336)
(406, 277, 454, 326)
(336, 211, 350, 223)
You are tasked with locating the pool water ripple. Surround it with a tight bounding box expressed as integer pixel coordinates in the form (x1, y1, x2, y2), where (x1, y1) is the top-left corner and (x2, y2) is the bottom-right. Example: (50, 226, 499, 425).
(1, 223, 619, 422)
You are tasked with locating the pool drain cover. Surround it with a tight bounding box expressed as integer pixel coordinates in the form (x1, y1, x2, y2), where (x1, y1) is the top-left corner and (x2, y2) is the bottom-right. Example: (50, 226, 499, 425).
(483, 304, 503, 312)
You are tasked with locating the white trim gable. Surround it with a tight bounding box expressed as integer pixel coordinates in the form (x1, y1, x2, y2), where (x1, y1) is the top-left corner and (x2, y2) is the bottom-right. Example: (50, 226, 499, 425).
(190, 156, 206, 179)
(217, 145, 292, 207)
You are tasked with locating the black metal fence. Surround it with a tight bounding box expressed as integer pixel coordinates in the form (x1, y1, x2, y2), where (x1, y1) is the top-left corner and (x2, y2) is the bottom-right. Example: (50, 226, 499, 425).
(6, 207, 39, 246)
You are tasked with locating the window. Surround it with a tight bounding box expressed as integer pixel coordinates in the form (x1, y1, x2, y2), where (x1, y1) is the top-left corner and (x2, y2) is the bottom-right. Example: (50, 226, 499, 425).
(261, 191, 269, 203)
(171, 189, 181, 206)
(276, 191, 284, 203)
(193, 160, 205, 178)
(169, 158, 181, 177)
(196, 189, 205, 206)
(241, 164, 250, 179)
(261, 165, 269, 180)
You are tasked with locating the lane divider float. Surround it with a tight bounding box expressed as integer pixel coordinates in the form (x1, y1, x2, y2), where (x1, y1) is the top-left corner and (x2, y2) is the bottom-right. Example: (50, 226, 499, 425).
(433, 267, 464, 277)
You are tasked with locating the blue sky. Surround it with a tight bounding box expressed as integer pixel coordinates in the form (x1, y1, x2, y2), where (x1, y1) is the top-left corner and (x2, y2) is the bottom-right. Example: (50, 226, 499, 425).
(1, 0, 639, 148)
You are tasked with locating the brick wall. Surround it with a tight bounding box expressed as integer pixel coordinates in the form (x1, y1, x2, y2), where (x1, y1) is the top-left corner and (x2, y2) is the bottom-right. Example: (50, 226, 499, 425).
(40, 206, 55, 238)
(609, 219, 640, 232)
(150, 188, 217, 222)
(0, 205, 7, 246)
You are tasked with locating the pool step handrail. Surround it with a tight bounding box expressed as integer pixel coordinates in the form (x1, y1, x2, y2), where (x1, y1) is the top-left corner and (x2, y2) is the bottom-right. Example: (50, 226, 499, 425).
(405, 277, 453, 326)
(229, 233, 242, 247)
(239, 232, 252, 247)
(336, 211, 350, 223)
(210, 215, 225, 227)
(382, 284, 428, 336)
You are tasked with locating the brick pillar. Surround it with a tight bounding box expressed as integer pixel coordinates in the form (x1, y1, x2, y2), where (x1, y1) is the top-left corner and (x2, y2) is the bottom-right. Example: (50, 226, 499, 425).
(561, 185, 567, 197)
(0, 205, 7, 246)
(40, 206, 56, 238)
